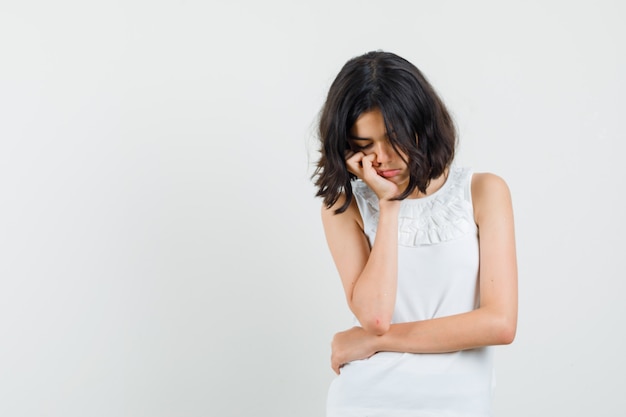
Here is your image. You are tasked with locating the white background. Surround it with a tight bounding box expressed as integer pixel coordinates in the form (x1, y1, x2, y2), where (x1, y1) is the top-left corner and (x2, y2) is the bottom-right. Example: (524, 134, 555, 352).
(1, 1, 624, 416)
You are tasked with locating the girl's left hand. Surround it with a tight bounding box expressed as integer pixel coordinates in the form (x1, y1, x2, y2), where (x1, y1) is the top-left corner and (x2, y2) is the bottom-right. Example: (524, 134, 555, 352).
(331, 326, 377, 374)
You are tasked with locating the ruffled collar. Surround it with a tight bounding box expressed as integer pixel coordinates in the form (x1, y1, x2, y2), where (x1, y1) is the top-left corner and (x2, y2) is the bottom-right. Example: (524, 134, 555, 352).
(352, 166, 476, 246)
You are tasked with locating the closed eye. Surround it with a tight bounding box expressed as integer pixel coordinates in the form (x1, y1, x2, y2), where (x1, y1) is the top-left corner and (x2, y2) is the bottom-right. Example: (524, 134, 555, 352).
(350, 141, 373, 151)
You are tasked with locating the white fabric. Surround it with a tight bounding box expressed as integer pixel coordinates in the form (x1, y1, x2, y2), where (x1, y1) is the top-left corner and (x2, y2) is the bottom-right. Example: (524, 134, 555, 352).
(327, 166, 494, 417)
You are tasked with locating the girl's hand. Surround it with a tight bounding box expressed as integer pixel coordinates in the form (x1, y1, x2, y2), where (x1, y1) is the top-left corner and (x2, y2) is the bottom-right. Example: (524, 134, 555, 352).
(331, 326, 377, 374)
(345, 151, 400, 201)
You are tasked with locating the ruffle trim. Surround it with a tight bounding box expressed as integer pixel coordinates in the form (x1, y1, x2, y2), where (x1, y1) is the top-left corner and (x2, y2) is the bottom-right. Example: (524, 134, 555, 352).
(352, 167, 476, 246)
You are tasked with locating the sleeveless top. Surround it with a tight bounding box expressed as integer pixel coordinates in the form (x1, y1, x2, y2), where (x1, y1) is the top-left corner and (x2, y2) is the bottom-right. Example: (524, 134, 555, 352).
(326, 166, 495, 417)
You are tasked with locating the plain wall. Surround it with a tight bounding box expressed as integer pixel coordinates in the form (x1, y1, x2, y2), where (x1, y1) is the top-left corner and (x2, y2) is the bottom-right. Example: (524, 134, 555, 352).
(1, 1, 624, 416)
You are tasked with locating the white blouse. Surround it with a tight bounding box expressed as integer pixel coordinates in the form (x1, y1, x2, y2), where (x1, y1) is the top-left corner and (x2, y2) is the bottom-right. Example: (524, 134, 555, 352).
(327, 166, 494, 417)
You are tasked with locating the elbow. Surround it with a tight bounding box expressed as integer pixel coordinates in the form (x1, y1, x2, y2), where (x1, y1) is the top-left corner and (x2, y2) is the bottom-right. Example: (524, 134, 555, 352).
(350, 298, 393, 335)
(361, 316, 391, 336)
(495, 316, 517, 345)
(482, 304, 517, 345)
(503, 323, 517, 345)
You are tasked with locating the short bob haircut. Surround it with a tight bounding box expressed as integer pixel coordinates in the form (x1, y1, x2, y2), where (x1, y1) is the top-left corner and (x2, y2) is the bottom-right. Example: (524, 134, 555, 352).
(313, 50, 457, 214)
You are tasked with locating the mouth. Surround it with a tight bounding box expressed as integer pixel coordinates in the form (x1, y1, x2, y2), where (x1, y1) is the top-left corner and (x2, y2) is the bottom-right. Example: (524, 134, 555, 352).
(377, 169, 402, 178)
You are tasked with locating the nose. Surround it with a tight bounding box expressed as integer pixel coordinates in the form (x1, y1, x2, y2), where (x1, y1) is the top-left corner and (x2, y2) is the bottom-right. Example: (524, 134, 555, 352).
(373, 141, 393, 166)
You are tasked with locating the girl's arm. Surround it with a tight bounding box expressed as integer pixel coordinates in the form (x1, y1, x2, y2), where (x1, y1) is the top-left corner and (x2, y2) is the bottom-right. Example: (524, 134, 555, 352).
(321, 194, 400, 336)
(330, 173, 518, 373)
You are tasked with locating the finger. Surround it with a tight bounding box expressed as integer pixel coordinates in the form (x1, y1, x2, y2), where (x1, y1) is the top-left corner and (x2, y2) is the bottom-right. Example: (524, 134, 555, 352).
(361, 153, 376, 168)
(331, 356, 339, 374)
(345, 152, 364, 175)
(345, 151, 364, 164)
(332, 361, 343, 375)
(360, 154, 378, 177)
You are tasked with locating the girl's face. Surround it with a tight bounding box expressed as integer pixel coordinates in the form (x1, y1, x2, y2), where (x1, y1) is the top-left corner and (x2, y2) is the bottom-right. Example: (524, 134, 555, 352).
(348, 109, 412, 193)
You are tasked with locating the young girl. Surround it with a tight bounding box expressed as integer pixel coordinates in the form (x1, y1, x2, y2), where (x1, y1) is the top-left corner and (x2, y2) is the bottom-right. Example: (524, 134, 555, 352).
(313, 51, 518, 417)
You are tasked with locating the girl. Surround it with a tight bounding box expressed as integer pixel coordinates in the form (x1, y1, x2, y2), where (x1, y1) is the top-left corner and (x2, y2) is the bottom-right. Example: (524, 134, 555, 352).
(313, 51, 517, 417)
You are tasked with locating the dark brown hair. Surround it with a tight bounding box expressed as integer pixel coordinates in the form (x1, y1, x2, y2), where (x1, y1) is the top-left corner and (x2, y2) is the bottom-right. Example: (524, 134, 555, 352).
(313, 50, 457, 214)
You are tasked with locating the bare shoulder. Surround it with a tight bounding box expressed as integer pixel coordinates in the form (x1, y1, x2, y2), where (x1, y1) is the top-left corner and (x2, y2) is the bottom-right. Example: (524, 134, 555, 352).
(321, 193, 364, 230)
(471, 172, 513, 223)
(471, 172, 511, 196)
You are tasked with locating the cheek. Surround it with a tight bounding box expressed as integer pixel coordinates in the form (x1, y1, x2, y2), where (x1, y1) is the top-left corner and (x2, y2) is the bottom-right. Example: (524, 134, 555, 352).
(397, 152, 409, 166)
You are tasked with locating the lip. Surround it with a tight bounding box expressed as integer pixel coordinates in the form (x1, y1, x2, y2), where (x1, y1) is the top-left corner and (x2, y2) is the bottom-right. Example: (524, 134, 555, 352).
(377, 169, 402, 178)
